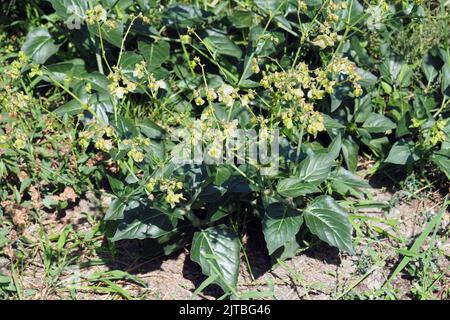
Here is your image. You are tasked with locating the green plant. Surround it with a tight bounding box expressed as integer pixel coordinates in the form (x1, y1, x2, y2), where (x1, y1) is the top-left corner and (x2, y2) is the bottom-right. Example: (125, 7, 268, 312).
(1, 0, 449, 299)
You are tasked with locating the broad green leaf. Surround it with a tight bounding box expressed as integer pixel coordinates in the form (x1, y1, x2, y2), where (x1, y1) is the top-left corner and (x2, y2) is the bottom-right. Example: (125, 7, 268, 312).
(137, 119, 165, 140)
(277, 178, 319, 197)
(84, 72, 110, 93)
(357, 68, 377, 87)
(119, 52, 144, 78)
(228, 10, 255, 28)
(105, 198, 126, 221)
(379, 53, 404, 84)
(112, 116, 139, 139)
(46, 0, 88, 20)
(328, 133, 342, 160)
(362, 113, 396, 133)
(254, 0, 285, 12)
(422, 49, 443, 82)
(342, 137, 359, 172)
(138, 40, 170, 70)
(431, 150, 450, 180)
(22, 27, 59, 64)
(88, 22, 124, 48)
(203, 35, 242, 59)
(262, 203, 303, 255)
(385, 139, 420, 165)
(304, 196, 354, 253)
(442, 64, 450, 97)
(111, 201, 176, 241)
(88, 92, 115, 124)
(191, 225, 240, 292)
(162, 4, 209, 27)
(54, 99, 84, 116)
(331, 167, 371, 198)
(298, 153, 334, 184)
(45, 59, 86, 85)
(334, 0, 365, 31)
(144, 222, 194, 256)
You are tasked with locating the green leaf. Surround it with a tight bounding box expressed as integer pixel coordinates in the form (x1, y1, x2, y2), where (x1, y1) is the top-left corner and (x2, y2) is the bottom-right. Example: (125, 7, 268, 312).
(162, 4, 209, 27)
(431, 150, 450, 180)
(45, 59, 86, 85)
(85, 72, 111, 93)
(228, 10, 255, 28)
(22, 27, 59, 64)
(111, 201, 176, 241)
(262, 203, 303, 255)
(137, 119, 165, 140)
(54, 99, 84, 116)
(118, 52, 143, 78)
(203, 35, 242, 59)
(46, 0, 88, 20)
(442, 64, 450, 97)
(331, 167, 371, 198)
(88, 22, 124, 48)
(277, 178, 319, 197)
(342, 137, 359, 172)
(138, 40, 170, 70)
(422, 49, 443, 82)
(298, 153, 334, 184)
(362, 113, 396, 133)
(385, 139, 419, 165)
(191, 225, 240, 292)
(254, 0, 284, 12)
(105, 198, 126, 221)
(379, 53, 404, 84)
(304, 196, 354, 253)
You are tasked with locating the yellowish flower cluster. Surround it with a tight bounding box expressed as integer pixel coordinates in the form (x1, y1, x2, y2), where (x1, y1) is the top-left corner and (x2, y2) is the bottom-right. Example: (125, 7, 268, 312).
(146, 178, 185, 208)
(262, 56, 361, 136)
(281, 106, 324, 136)
(180, 34, 191, 44)
(311, 2, 347, 49)
(128, 61, 166, 95)
(123, 136, 151, 163)
(426, 119, 447, 147)
(133, 60, 146, 80)
(327, 57, 363, 96)
(107, 67, 138, 99)
(13, 130, 27, 150)
(2, 91, 31, 113)
(193, 84, 255, 109)
(85, 5, 107, 24)
(297, 0, 307, 12)
(217, 84, 239, 107)
(4, 51, 28, 81)
(79, 124, 115, 151)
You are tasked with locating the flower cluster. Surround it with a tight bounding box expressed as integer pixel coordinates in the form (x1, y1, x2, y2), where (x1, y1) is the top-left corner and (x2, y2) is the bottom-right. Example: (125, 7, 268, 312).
(311, 1, 347, 49)
(146, 178, 185, 208)
(193, 84, 255, 108)
(2, 51, 28, 87)
(122, 136, 151, 163)
(1, 91, 31, 114)
(261, 56, 361, 136)
(79, 124, 115, 152)
(107, 67, 138, 99)
(138, 62, 167, 92)
(424, 119, 447, 147)
(85, 5, 107, 25)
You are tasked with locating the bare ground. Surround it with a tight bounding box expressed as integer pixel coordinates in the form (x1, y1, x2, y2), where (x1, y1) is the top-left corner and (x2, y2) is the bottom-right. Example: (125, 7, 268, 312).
(3, 187, 449, 300)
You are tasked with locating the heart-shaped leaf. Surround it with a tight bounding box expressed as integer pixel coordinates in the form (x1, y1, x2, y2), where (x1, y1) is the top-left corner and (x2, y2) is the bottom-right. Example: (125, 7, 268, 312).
(262, 203, 303, 255)
(191, 225, 240, 292)
(22, 27, 59, 64)
(304, 196, 354, 253)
